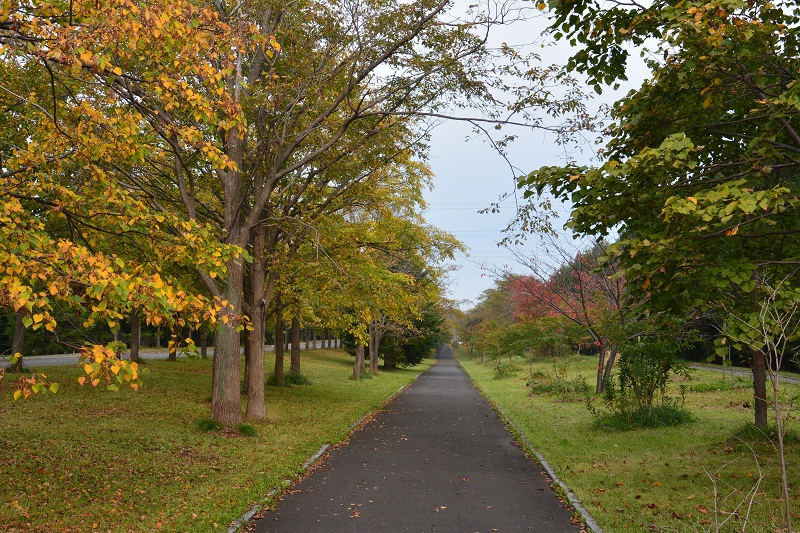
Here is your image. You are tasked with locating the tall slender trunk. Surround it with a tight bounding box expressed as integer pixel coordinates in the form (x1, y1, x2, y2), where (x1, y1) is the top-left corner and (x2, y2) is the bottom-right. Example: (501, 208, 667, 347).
(200, 328, 208, 360)
(129, 310, 141, 363)
(312, 329, 317, 349)
(169, 329, 178, 361)
(246, 227, 267, 419)
(304, 328, 310, 350)
(274, 297, 285, 387)
(595, 342, 607, 394)
(290, 317, 301, 376)
(155, 325, 161, 348)
(10, 312, 25, 372)
(369, 322, 381, 374)
(753, 349, 768, 429)
(243, 265, 253, 393)
(211, 255, 245, 426)
(353, 343, 365, 380)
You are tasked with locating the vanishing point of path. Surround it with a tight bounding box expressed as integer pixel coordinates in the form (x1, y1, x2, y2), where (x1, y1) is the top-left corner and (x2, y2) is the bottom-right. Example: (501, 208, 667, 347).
(248, 351, 582, 533)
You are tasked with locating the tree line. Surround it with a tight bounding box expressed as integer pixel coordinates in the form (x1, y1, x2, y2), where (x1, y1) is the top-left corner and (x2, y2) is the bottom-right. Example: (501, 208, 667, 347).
(0, 1, 588, 421)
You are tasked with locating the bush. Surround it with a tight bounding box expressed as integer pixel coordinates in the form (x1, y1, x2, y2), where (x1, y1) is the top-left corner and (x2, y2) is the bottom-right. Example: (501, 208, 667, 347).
(588, 400, 696, 430)
(284, 372, 311, 386)
(236, 423, 258, 437)
(493, 361, 518, 379)
(196, 418, 222, 432)
(526, 362, 591, 398)
(615, 338, 692, 411)
(588, 337, 695, 429)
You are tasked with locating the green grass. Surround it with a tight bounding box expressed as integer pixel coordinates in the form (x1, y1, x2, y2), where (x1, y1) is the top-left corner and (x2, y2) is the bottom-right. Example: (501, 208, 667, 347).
(0, 349, 432, 532)
(458, 350, 800, 533)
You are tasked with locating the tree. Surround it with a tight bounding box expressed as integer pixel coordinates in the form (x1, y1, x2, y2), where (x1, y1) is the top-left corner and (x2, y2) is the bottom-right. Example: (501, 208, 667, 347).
(506, 240, 635, 392)
(521, 0, 800, 426)
(1, 0, 243, 396)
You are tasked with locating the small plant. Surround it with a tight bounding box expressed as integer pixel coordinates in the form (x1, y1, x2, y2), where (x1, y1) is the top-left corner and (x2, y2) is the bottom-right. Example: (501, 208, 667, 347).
(527, 373, 591, 396)
(196, 418, 222, 432)
(494, 361, 517, 379)
(236, 423, 258, 437)
(588, 337, 696, 429)
(284, 372, 311, 386)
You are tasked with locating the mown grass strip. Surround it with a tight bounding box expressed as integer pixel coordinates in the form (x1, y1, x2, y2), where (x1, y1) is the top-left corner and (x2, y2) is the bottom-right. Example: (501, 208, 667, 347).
(0, 350, 432, 533)
(458, 349, 800, 532)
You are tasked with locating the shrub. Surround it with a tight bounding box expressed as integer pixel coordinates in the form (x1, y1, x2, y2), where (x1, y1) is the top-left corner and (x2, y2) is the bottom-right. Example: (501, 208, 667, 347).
(236, 423, 258, 437)
(588, 337, 695, 429)
(284, 372, 311, 386)
(196, 418, 222, 432)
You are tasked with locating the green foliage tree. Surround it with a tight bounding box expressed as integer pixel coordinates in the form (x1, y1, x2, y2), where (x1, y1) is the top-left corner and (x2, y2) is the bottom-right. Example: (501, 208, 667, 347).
(521, 0, 800, 428)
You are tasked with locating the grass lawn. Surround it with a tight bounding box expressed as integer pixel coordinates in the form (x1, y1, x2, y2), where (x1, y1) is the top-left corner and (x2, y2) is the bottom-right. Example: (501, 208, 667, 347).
(0, 349, 432, 532)
(458, 350, 800, 533)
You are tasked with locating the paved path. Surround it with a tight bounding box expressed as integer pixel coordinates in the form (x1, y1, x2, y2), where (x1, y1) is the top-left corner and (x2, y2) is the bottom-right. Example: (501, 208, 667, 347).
(248, 354, 581, 533)
(688, 363, 800, 385)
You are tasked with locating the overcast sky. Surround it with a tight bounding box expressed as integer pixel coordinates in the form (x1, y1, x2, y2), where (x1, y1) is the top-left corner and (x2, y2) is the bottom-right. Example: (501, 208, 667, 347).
(421, 6, 649, 310)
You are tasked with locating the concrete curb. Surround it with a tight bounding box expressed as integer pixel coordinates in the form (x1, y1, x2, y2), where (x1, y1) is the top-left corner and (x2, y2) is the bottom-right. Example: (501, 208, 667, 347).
(225, 365, 430, 533)
(459, 360, 605, 533)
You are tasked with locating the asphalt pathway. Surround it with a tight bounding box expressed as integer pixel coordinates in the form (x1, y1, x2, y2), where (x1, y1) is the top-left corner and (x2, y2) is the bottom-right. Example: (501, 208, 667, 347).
(248, 351, 581, 533)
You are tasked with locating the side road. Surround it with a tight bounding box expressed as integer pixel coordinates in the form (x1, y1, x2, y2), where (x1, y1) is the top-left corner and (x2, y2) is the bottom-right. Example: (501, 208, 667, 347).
(247, 355, 582, 532)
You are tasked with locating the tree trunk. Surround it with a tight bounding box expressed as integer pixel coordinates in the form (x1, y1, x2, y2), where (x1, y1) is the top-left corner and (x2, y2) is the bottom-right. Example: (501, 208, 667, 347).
(210, 255, 245, 426)
(290, 317, 301, 376)
(169, 329, 178, 361)
(200, 328, 208, 360)
(753, 348, 768, 429)
(10, 312, 25, 372)
(353, 343, 365, 380)
(155, 325, 161, 348)
(129, 311, 141, 363)
(384, 350, 397, 370)
(304, 327, 310, 350)
(312, 329, 316, 349)
(274, 301, 285, 387)
(369, 322, 381, 374)
(245, 226, 268, 419)
(595, 343, 607, 394)
(601, 346, 618, 389)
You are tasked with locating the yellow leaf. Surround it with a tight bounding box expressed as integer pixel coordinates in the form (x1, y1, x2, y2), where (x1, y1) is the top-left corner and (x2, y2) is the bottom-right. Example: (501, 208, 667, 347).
(642, 277, 651, 290)
(91, 378, 100, 387)
(83, 363, 94, 375)
(33, 313, 43, 323)
(131, 383, 139, 391)
(110, 364, 120, 375)
(78, 376, 86, 386)
(94, 351, 105, 364)
(687, 197, 697, 205)
(113, 66, 123, 76)
(13, 390, 22, 401)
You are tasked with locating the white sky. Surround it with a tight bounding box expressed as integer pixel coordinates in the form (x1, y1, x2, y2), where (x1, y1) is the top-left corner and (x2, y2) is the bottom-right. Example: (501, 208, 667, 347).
(422, 5, 649, 310)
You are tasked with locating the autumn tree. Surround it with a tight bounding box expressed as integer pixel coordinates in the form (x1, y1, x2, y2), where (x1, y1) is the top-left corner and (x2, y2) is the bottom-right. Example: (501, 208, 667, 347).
(507, 240, 635, 392)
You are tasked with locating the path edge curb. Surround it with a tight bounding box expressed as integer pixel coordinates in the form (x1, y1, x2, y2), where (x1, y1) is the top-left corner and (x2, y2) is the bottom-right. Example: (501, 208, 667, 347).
(225, 363, 432, 533)
(458, 358, 605, 533)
